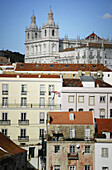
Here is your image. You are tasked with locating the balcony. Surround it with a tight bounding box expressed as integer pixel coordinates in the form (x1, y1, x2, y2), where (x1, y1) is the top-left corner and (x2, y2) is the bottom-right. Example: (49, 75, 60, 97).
(0, 120, 11, 125)
(18, 136, 29, 142)
(18, 120, 29, 125)
(2, 91, 8, 95)
(0, 103, 61, 109)
(21, 91, 27, 95)
(68, 152, 79, 160)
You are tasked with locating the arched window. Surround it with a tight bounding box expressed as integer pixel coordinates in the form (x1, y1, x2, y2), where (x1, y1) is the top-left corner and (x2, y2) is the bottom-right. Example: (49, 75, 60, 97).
(79, 108, 83, 111)
(35, 33, 37, 38)
(69, 113, 75, 120)
(52, 29, 54, 36)
(45, 30, 47, 36)
(69, 108, 74, 112)
(28, 33, 29, 39)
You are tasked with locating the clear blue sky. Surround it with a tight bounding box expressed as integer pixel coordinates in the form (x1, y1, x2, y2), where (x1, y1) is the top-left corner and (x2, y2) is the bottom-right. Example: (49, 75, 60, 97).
(0, 0, 112, 54)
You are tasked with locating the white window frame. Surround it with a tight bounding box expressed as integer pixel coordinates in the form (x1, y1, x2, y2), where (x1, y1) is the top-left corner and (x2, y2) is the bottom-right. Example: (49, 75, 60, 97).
(49, 85, 54, 95)
(20, 128, 26, 138)
(70, 145, 75, 153)
(85, 128, 90, 140)
(54, 145, 60, 154)
(21, 112, 26, 121)
(85, 145, 90, 153)
(101, 148, 108, 158)
(39, 112, 45, 124)
(21, 84, 27, 95)
(2, 128, 7, 136)
(21, 97, 27, 107)
(39, 128, 44, 139)
(48, 97, 54, 108)
(89, 96, 95, 106)
(100, 96, 105, 103)
(100, 109, 105, 118)
(2, 97, 8, 107)
(54, 165, 60, 170)
(70, 128, 75, 139)
(68, 96, 74, 103)
(2, 84, 8, 95)
(40, 97, 45, 108)
(69, 166, 76, 170)
(40, 85, 45, 95)
(78, 95, 84, 103)
(2, 112, 8, 121)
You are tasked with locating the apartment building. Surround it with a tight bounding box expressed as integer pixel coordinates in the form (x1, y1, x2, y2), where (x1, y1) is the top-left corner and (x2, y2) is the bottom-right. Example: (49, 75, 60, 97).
(95, 119, 112, 170)
(0, 73, 62, 169)
(62, 76, 112, 118)
(46, 111, 95, 170)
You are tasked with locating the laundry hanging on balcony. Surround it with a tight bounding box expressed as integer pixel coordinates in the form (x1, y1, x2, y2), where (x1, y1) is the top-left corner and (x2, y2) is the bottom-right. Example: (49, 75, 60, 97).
(51, 91, 60, 99)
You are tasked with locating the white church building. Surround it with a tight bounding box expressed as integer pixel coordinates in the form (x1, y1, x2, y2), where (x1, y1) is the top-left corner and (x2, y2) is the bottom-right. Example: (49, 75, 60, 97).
(25, 9, 112, 69)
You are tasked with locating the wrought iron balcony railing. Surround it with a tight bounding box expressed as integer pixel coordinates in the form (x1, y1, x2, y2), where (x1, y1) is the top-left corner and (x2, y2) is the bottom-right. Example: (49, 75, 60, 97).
(18, 136, 29, 142)
(18, 120, 29, 125)
(2, 91, 8, 95)
(0, 103, 61, 109)
(68, 152, 79, 160)
(0, 120, 11, 125)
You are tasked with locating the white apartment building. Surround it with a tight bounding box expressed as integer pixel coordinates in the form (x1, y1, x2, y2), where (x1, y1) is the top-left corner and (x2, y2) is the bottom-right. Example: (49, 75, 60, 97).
(0, 73, 62, 169)
(62, 76, 112, 119)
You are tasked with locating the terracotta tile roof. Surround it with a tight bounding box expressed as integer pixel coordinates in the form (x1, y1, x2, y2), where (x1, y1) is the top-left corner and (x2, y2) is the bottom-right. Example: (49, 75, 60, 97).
(49, 111, 94, 125)
(60, 47, 75, 52)
(96, 119, 112, 133)
(0, 74, 60, 78)
(0, 132, 26, 156)
(77, 42, 112, 49)
(85, 32, 102, 40)
(63, 79, 83, 87)
(15, 63, 111, 72)
(96, 79, 112, 87)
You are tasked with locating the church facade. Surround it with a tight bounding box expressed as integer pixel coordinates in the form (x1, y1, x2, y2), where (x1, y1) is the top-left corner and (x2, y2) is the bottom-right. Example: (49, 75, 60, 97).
(25, 10, 112, 69)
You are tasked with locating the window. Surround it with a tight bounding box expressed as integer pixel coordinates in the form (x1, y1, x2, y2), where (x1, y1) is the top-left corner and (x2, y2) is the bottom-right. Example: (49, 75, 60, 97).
(40, 97, 45, 108)
(21, 112, 26, 121)
(89, 96, 95, 106)
(54, 145, 60, 153)
(45, 30, 47, 36)
(2, 97, 8, 107)
(28, 33, 29, 39)
(110, 109, 112, 118)
(52, 29, 54, 36)
(102, 167, 108, 170)
(2, 129, 7, 136)
(49, 85, 54, 95)
(68, 96, 74, 103)
(85, 145, 90, 153)
(70, 145, 75, 153)
(54, 165, 60, 170)
(85, 165, 91, 170)
(79, 108, 83, 111)
(29, 147, 35, 159)
(35, 33, 37, 38)
(2, 112, 8, 120)
(69, 166, 76, 170)
(78, 96, 84, 103)
(69, 113, 74, 120)
(21, 98, 27, 107)
(21, 85, 27, 95)
(85, 129, 90, 139)
(69, 108, 74, 112)
(40, 85, 45, 95)
(49, 97, 54, 108)
(102, 148, 108, 157)
(100, 109, 105, 118)
(100, 96, 105, 103)
(2, 84, 8, 95)
(39, 128, 44, 139)
(39, 112, 45, 124)
(110, 96, 112, 103)
(21, 129, 26, 138)
(70, 128, 75, 139)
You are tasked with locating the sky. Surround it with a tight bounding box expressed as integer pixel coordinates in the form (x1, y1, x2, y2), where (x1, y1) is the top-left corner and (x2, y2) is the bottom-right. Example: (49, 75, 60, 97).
(0, 0, 112, 54)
